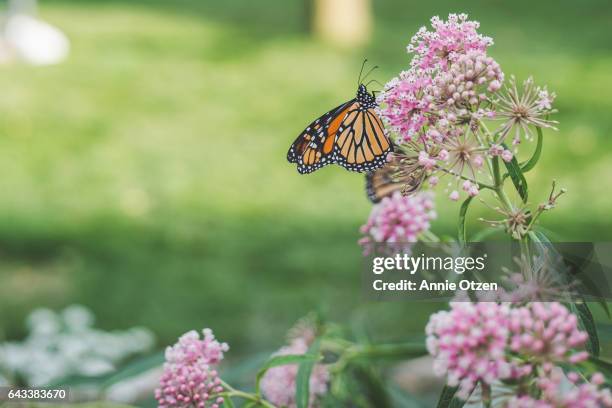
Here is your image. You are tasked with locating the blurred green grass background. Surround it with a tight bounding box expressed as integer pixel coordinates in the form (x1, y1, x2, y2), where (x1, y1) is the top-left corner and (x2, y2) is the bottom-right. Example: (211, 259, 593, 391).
(0, 0, 611, 358)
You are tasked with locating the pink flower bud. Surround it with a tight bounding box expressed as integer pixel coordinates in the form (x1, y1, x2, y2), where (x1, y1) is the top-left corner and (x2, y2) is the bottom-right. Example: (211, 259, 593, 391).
(501, 150, 513, 162)
(488, 80, 501, 92)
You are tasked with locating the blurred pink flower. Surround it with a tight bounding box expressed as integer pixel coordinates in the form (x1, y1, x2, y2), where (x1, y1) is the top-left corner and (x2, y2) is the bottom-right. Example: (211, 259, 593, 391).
(462, 180, 479, 197)
(501, 149, 513, 162)
(536, 89, 555, 110)
(260, 328, 329, 408)
(359, 191, 436, 249)
(505, 368, 612, 407)
(155, 329, 229, 408)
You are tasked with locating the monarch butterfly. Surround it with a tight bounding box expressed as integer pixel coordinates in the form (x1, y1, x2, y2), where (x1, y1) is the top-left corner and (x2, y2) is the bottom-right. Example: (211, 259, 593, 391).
(287, 63, 392, 174)
(365, 144, 428, 203)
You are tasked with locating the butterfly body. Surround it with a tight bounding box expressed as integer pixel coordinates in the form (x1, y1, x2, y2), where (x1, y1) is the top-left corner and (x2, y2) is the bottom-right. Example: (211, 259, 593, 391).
(287, 84, 392, 174)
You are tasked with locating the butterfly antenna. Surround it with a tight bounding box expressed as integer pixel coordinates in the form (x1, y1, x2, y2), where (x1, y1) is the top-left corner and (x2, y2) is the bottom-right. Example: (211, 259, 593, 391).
(366, 79, 384, 88)
(361, 65, 379, 85)
(357, 58, 368, 87)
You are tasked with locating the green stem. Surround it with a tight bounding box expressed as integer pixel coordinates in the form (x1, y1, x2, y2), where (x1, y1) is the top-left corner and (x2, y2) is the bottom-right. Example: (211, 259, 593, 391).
(331, 342, 427, 374)
(476, 124, 514, 213)
(492, 156, 512, 211)
(479, 119, 534, 267)
(478, 120, 495, 141)
(436, 166, 495, 190)
(219, 380, 277, 408)
(473, 127, 496, 178)
(319, 337, 354, 354)
(520, 235, 532, 270)
(421, 229, 440, 243)
(481, 382, 492, 408)
(525, 208, 544, 232)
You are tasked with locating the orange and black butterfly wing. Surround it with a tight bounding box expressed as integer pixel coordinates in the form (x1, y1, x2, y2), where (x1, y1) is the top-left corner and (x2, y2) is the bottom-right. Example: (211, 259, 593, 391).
(287, 100, 354, 174)
(365, 165, 402, 203)
(334, 106, 392, 173)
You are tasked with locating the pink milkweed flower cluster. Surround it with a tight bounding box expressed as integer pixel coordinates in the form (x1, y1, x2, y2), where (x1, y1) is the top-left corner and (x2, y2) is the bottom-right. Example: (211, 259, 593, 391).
(426, 302, 513, 399)
(508, 302, 588, 365)
(378, 71, 432, 141)
(407, 13, 493, 72)
(379, 13, 501, 143)
(505, 368, 612, 407)
(426, 302, 593, 401)
(428, 50, 503, 112)
(260, 325, 329, 408)
(359, 191, 436, 250)
(377, 14, 556, 202)
(155, 329, 229, 408)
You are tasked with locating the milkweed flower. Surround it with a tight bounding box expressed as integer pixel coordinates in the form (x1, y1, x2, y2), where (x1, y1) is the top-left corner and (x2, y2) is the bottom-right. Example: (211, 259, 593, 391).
(376, 70, 433, 142)
(155, 329, 229, 408)
(376, 14, 508, 202)
(504, 368, 612, 407)
(478, 204, 531, 240)
(407, 14, 493, 71)
(496, 253, 577, 303)
(426, 301, 596, 402)
(428, 50, 504, 113)
(379, 16, 501, 144)
(425, 302, 513, 399)
(260, 323, 329, 408)
(493, 76, 558, 144)
(508, 302, 588, 364)
(359, 191, 436, 250)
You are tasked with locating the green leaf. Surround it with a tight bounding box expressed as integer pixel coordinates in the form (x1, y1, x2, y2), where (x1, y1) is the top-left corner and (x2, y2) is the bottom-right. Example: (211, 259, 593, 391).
(223, 395, 236, 408)
(458, 196, 473, 245)
(572, 302, 600, 356)
(351, 364, 393, 408)
(349, 343, 427, 362)
(296, 339, 321, 408)
(532, 226, 568, 242)
(255, 353, 318, 395)
(561, 246, 611, 318)
(534, 236, 611, 319)
(221, 350, 271, 385)
(501, 144, 528, 203)
(589, 355, 612, 381)
(436, 385, 470, 408)
(349, 310, 371, 345)
(388, 384, 425, 408)
(520, 127, 543, 173)
(597, 323, 612, 342)
(471, 227, 504, 242)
